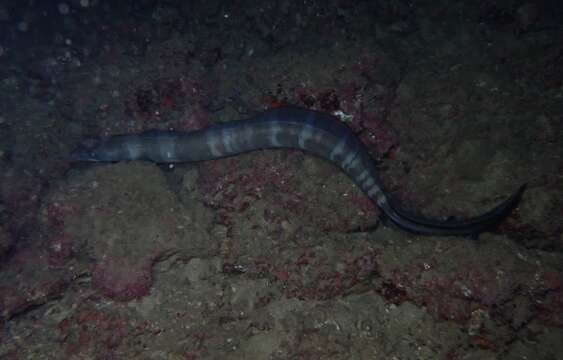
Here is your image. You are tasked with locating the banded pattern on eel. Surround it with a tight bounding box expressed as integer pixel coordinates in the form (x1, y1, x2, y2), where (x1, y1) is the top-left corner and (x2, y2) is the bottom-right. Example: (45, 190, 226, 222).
(71, 106, 525, 236)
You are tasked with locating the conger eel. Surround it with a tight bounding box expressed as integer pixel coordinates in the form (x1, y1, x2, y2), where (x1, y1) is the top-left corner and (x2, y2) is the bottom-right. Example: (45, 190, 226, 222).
(70, 106, 525, 236)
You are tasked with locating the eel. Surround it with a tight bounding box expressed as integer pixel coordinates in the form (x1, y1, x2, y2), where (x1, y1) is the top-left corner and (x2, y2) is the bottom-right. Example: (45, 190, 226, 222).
(70, 106, 525, 236)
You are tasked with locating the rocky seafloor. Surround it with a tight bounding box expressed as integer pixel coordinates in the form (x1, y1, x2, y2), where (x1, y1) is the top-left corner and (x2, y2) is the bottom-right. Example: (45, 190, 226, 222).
(0, 0, 562, 359)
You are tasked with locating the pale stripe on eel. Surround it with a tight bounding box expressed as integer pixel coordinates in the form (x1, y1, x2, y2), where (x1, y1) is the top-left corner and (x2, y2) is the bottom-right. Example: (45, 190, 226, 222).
(269, 121, 282, 147)
(207, 129, 223, 158)
(298, 114, 314, 149)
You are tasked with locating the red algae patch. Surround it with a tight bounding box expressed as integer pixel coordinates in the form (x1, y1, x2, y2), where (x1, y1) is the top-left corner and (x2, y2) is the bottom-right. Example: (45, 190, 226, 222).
(92, 258, 153, 301)
(57, 303, 136, 358)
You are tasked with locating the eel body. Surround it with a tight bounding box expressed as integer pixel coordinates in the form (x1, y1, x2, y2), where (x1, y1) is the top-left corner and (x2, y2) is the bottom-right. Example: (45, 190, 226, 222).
(71, 106, 525, 236)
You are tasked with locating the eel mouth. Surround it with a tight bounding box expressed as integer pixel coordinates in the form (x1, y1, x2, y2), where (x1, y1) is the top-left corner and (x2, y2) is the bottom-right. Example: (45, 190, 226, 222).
(69, 137, 105, 162)
(69, 145, 102, 162)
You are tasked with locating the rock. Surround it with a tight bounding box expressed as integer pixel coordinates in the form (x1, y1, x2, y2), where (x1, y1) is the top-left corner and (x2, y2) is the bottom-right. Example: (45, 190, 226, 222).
(43, 162, 214, 301)
(0, 248, 70, 320)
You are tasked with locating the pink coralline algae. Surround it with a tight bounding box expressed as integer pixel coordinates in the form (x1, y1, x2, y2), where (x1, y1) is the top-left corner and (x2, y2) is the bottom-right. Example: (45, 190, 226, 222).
(253, 249, 379, 301)
(372, 240, 563, 328)
(92, 258, 153, 301)
(57, 304, 133, 357)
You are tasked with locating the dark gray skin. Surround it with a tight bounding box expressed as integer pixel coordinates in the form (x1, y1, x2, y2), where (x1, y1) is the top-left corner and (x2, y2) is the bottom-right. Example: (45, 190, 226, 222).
(71, 107, 525, 236)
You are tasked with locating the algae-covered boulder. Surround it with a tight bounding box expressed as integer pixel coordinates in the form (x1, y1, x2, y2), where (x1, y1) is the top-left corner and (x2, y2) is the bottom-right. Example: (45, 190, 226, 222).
(42, 162, 214, 301)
